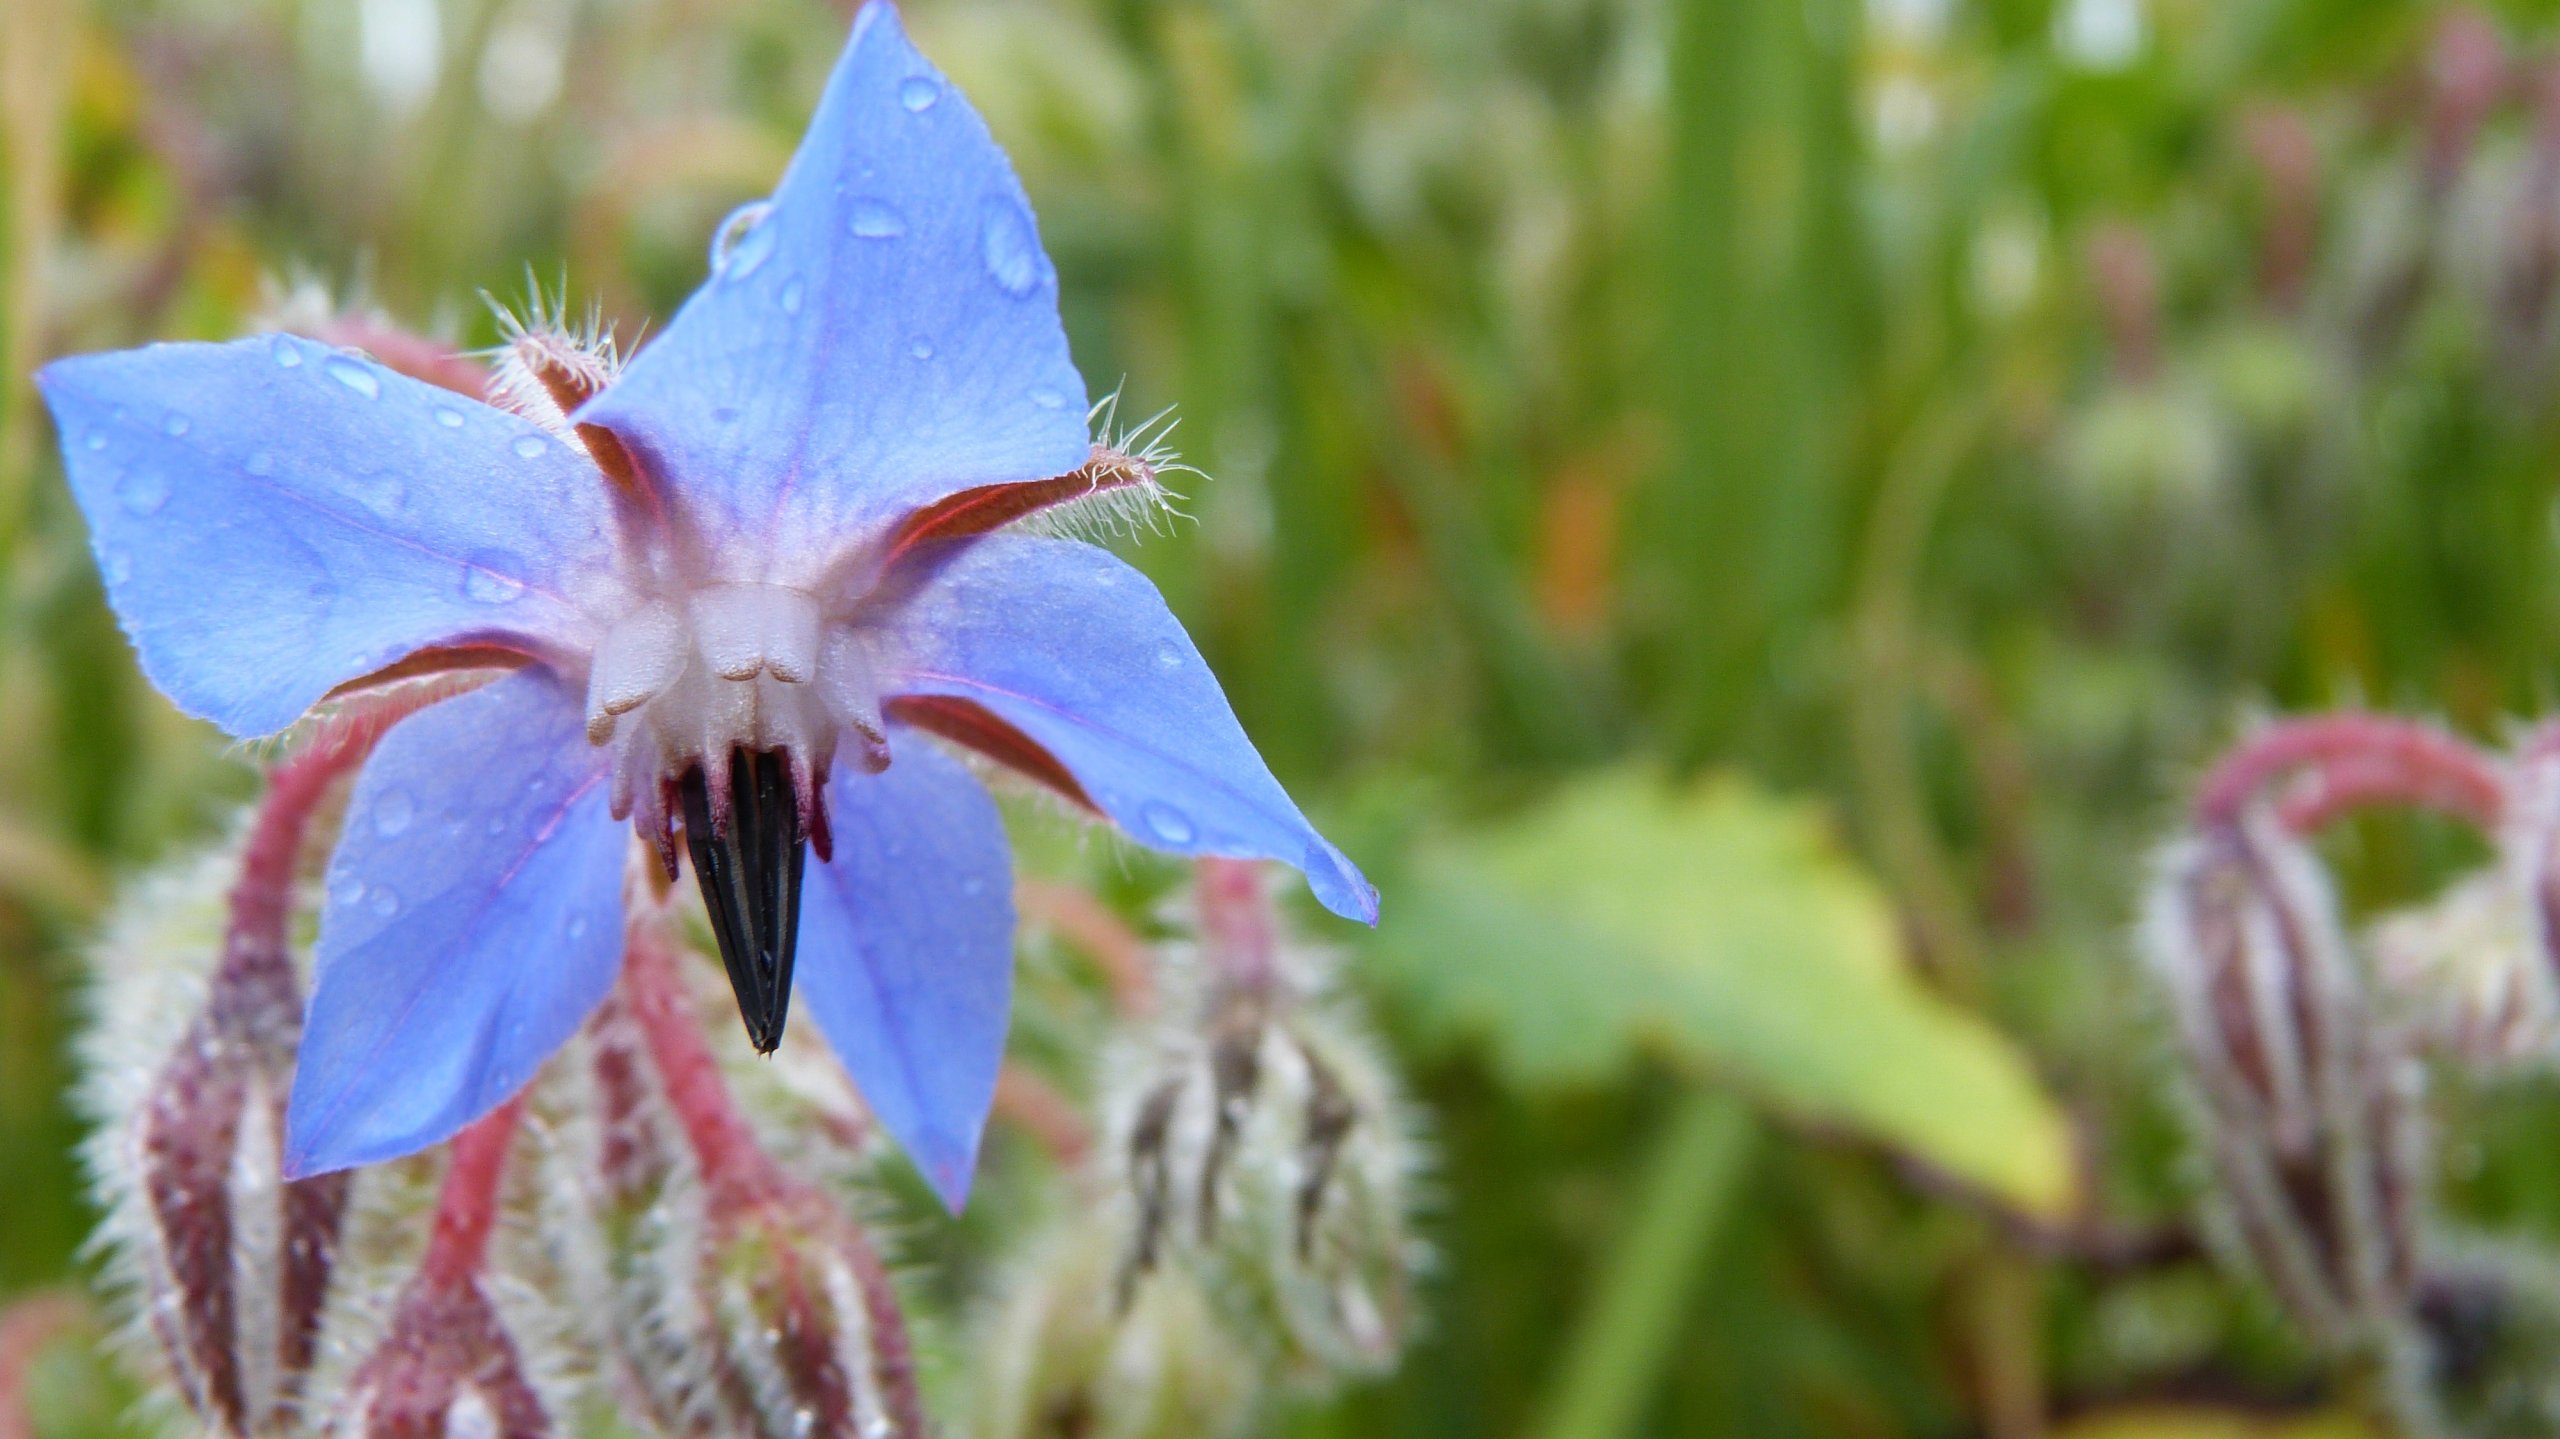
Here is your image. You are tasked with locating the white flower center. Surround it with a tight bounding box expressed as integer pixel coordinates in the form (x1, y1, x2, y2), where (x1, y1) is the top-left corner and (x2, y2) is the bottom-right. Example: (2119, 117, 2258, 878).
(583, 582, 887, 832)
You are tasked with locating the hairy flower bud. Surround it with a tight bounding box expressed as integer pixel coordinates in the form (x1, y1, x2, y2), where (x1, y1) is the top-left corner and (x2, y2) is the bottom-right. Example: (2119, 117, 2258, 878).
(2142, 813, 2429, 1347)
(976, 1219, 1256, 1439)
(611, 922, 926, 1439)
(321, 1104, 552, 1439)
(1106, 862, 1421, 1386)
(80, 701, 443, 1436)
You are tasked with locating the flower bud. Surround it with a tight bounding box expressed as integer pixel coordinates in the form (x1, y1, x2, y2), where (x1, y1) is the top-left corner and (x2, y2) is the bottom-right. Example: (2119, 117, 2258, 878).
(320, 1104, 553, 1439)
(2142, 813, 2429, 1346)
(1105, 863, 1422, 1387)
(975, 1219, 1256, 1439)
(82, 822, 354, 1434)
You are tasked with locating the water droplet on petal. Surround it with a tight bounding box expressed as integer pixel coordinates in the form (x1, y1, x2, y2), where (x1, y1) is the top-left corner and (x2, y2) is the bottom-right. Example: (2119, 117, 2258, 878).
(330, 875, 367, 909)
(849, 200, 907, 239)
(566, 914, 589, 940)
(909, 337, 935, 361)
(486, 814, 508, 837)
(369, 886, 402, 919)
(434, 406, 466, 429)
(899, 75, 940, 111)
(324, 357, 381, 398)
(101, 550, 131, 585)
(512, 433, 548, 459)
(82, 430, 106, 452)
(462, 557, 528, 604)
(780, 278, 805, 314)
(979, 195, 1042, 298)
(117, 469, 170, 516)
(959, 875, 987, 897)
(271, 338, 304, 368)
(1140, 801, 1197, 846)
(711, 199, 778, 278)
(1154, 642, 1184, 671)
(162, 415, 190, 437)
(374, 788, 416, 837)
(1031, 386, 1065, 409)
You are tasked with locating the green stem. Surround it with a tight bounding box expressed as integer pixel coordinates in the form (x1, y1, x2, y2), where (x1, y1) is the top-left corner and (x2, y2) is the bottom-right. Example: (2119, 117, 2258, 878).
(1524, 1091, 1758, 1439)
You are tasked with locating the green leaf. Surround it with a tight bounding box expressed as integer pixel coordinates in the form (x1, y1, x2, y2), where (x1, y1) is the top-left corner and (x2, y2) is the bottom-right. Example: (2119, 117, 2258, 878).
(1368, 770, 2075, 1216)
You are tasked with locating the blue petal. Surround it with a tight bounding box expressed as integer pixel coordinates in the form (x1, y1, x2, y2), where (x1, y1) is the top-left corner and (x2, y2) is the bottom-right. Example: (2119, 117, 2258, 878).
(575, 3, 1090, 569)
(38, 336, 622, 738)
(797, 736, 1016, 1212)
(882, 535, 1378, 924)
(284, 669, 627, 1177)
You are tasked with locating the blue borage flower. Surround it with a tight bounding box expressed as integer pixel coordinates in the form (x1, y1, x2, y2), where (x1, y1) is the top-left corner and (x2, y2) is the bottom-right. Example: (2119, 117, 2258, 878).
(37, 3, 1374, 1211)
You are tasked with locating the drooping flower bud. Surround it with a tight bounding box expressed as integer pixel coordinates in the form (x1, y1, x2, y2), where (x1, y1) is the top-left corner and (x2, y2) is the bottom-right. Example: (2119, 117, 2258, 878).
(2141, 812, 2429, 1347)
(80, 701, 434, 1436)
(974, 1218, 1256, 1439)
(1106, 861, 1422, 1386)
(322, 1102, 553, 1439)
(612, 920, 926, 1439)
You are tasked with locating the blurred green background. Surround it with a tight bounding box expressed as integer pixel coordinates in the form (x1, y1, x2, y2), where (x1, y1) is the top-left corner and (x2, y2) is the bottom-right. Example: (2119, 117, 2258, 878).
(12, 0, 2560, 1433)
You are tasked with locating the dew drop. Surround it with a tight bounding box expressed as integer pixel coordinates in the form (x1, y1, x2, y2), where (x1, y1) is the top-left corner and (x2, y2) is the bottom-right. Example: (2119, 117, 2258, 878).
(1140, 801, 1197, 846)
(374, 788, 417, 837)
(780, 278, 806, 315)
(1154, 642, 1184, 671)
(979, 196, 1042, 297)
(512, 433, 548, 459)
(959, 875, 987, 898)
(164, 414, 195, 438)
(271, 338, 305, 368)
(369, 886, 402, 919)
(324, 358, 381, 398)
(849, 200, 907, 239)
(433, 406, 466, 429)
(566, 914, 590, 941)
(330, 875, 367, 910)
(116, 469, 171, 516)
(711, 199, 778, 279)
(101, 550, 131, 585)
(1031, 386, 1065, 410)
(486, 814, 509, 837)
(82, 430, 107, 452)
(462, 560, 528, 604)
(909, 337, 935, 361)
(898, 75, 940, 111)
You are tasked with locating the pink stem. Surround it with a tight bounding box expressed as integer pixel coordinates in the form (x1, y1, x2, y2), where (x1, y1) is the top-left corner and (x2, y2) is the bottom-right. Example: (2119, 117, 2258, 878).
(622, 921, 786, 1207)
(1016, 879, 1153, 1016)
(1196, 858, 1279, 996)
(221, 687, 450, 993)
(0, 1293, 86, 1439)
(419, 1098, 524, 1291)
(2194, 714, 2505, 833)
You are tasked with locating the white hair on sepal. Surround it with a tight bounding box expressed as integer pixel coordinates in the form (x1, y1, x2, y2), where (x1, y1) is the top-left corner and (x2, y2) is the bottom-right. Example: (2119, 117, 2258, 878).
(479, 267, 626, 441)
(1010, 393, 1198, 547)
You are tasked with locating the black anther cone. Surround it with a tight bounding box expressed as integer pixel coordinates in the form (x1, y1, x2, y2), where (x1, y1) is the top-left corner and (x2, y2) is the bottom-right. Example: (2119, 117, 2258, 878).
(680, 747, 807, 1053)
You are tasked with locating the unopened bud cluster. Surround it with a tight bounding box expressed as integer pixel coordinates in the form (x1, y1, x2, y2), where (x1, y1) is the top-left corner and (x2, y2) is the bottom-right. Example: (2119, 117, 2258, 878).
(974, 860, 1423, 1438)
(2143, 712, 2560, 1427)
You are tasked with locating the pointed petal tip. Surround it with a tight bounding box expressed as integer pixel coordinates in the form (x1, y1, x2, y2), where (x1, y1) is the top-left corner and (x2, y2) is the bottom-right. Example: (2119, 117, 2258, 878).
(917, 1131, 983, 1214)
(1308, 842, 1380, 926)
